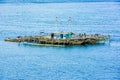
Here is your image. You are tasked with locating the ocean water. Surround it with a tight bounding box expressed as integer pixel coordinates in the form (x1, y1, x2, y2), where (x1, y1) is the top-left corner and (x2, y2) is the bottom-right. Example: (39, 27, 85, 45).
(0, 2, 120, 80)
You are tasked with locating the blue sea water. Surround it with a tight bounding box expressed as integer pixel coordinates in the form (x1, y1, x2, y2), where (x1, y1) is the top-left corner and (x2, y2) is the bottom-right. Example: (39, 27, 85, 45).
(0, 2, 120, 80)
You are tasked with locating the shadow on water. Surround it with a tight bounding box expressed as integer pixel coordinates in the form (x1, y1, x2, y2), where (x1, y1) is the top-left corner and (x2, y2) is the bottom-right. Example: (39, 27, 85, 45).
(18, 42, 108, 49)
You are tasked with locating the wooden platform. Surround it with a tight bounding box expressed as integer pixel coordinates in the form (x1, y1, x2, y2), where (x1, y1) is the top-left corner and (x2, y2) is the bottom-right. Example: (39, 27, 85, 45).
(5, 33, 110, 46)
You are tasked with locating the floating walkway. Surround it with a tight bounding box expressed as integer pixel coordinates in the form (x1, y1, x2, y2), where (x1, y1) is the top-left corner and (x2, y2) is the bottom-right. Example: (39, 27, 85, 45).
(5, 32, 110, 46)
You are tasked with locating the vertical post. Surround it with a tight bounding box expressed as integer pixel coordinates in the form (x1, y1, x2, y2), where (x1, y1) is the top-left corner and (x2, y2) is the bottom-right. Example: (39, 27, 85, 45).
(55, 17, 58, 32)
(68, 17, 71, 32)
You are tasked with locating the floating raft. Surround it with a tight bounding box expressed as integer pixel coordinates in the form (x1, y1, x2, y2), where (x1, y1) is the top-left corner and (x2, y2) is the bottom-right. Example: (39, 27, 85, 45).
(5, 32, 110, 46)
